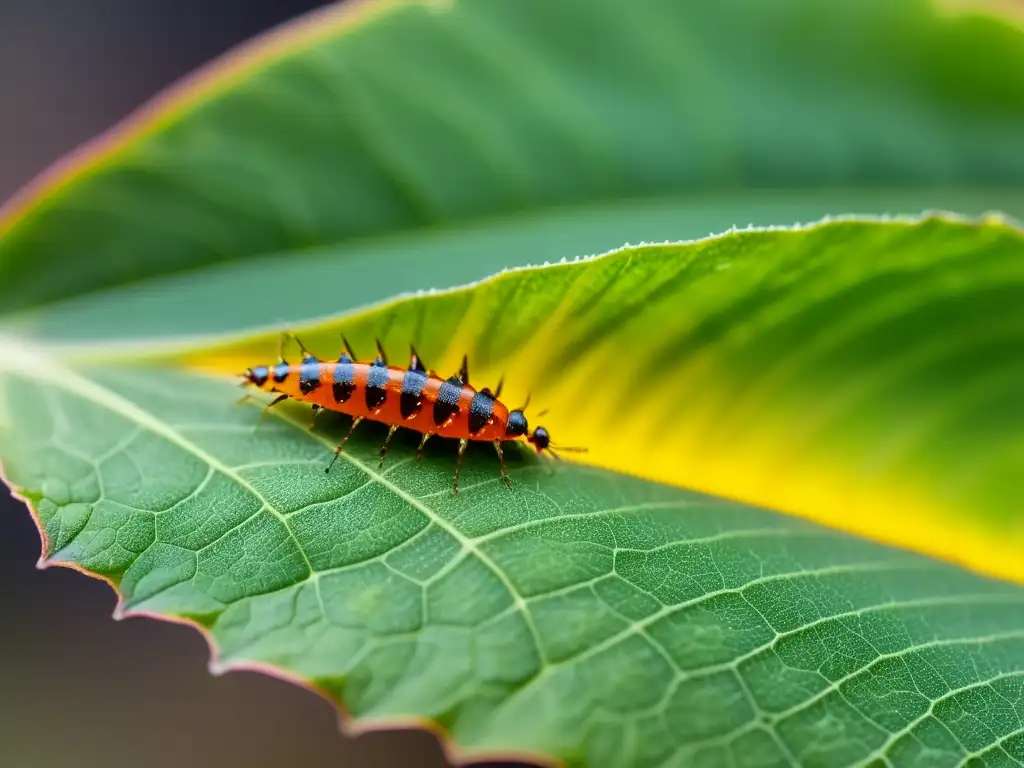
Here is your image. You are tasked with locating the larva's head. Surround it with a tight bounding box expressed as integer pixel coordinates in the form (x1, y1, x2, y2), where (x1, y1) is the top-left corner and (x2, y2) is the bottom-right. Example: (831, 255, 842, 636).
(527, 425, 551, 452)
(527, 423, 587, 460)
(242, 365, 270, 387)
(506, 415, 556, 454)
(506, 407, 587, 459)
(506, 410, 550, 452)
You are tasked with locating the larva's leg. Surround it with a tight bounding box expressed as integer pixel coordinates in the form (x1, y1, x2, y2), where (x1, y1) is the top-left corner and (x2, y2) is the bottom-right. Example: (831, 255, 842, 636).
(453, 438, 469, 495)
(416, 433, 431, 462)
(542, 451, 558, 475)
(493, 440, 512, 490)
(308, 404, 322, 431)
(253, 393, 289, 432)
(378, 425, 400, 469)
(325, 417, 362, 474)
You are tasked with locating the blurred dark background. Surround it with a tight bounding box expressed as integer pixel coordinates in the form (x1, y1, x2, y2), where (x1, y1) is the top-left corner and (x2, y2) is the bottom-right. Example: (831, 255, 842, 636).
(0, 2, 529, 766)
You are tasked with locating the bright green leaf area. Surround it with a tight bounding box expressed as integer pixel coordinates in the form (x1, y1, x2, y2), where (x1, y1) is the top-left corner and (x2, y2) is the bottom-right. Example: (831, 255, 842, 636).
(133, 216, 1024, 587)
(3, 364, 1024, 768)
(3, 0, 1024, 341)
(3, 219, 1024, 767)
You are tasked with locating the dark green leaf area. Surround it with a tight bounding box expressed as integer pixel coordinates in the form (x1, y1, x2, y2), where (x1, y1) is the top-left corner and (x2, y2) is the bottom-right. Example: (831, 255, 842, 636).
(5, 0, 1024, 339)
(3, 368, 1024, 768)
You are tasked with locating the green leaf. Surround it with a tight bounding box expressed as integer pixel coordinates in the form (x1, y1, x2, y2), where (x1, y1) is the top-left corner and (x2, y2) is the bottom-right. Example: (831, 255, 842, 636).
(3, 219, 1024, 766)
(3, 0, 1024, 342)
(3, 361, 1024, 768)
(5, 0, 1024, 763)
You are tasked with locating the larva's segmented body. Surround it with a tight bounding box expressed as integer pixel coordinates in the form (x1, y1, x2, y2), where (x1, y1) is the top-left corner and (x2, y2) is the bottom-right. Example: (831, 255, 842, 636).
(240, 333, 583, 494)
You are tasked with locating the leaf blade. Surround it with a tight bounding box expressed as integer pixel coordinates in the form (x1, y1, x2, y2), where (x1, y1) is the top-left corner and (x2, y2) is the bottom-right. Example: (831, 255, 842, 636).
(4, 217, 1024, 766)
(102, 216, 1019, 586)
(3, 360, 1024, 767)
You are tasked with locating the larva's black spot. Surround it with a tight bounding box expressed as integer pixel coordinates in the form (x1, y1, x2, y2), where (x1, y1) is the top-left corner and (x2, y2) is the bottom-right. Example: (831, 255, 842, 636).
(366, 363, 389, 410)
(273, 362, 290, 383)
(401, 369, 427, 418)
(333, 363, 355, 403)
(433, 376, 462, 427)
(299, 355, 320, 395)
(250, 366, 269, 387)
(469, 391, 494, 434)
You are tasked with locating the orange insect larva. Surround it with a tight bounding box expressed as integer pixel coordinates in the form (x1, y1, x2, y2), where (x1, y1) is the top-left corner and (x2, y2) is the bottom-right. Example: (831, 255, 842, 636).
(238, 333, 585, 494)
